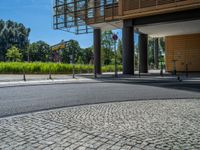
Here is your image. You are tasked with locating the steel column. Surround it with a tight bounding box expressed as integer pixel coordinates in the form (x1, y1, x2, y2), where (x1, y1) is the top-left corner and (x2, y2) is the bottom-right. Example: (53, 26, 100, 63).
(139, 33, 148, 73)
(94, 28, 101, 75)
(154, 38, 159, 69)
(122, 20, 134, 75)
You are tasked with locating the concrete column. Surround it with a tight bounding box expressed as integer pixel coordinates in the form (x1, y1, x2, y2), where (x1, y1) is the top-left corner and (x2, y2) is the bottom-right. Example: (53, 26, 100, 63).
(94, 28, 101, 74)
(122, 20, 134, 75)
(154, 38, 159, 69)
(139, 33, 148, 73)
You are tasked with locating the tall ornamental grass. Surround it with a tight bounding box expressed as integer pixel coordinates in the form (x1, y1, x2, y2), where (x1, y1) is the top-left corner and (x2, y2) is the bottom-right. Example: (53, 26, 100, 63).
(0, 62, 122, 74)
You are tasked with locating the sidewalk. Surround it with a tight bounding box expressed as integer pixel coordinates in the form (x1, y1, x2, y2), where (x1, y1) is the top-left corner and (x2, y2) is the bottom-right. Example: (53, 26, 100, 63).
(0, 74, 78, 82)
(0, 77, 100, 88)
(0, 70, 200, 87)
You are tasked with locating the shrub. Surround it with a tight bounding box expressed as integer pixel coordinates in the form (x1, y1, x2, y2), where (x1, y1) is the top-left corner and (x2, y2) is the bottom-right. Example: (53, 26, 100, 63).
(0, 62, 122, 74)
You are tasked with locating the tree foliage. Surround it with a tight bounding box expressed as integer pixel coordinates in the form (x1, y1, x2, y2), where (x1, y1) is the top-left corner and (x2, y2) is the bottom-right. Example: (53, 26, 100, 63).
(27, 41, 50, 62)
(62, 40, 81, 63)
(6, 46, 22, 62)
(148, 37, 165, 68)
(82, 47, 93, 64)
(101, 31, 115, 65)
(0, 20, 30, 61)
(117, 39, 122, 64)
(0, 19, 166, 67)
(148, 37, 155, 66)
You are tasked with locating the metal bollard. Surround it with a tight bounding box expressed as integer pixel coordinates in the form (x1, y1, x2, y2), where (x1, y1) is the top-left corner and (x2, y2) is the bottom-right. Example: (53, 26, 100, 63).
(49, 66, 52, 80)
(138, 65, 141, 78)
(72, 64, 75, 79)
(80, 66, 82, 74)
(177, 75, 182, 82)
(23, 67, 26, 81)
(160, 63, 163, 77)
(185, 64, 188, 78)
(94, 68, 97, 79)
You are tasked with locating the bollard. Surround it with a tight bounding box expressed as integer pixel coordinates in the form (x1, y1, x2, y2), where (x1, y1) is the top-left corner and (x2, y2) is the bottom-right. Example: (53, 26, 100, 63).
(80, 66, 82, 74)
(49, 66, 52, 80)
(72, 64, 75, 79)
(87, 67, 89, 74)
(138, 65, 141, 78)
(23, 67, 26, 81)
(177, 75, 182, 82)
(160, 69, 163, 76)
(94, 73, 97, 79)
(160, 62, 163, 77)
(94, 68, 97, 79)
(173, 69, 177, 76)
(185, 64, 188, 78)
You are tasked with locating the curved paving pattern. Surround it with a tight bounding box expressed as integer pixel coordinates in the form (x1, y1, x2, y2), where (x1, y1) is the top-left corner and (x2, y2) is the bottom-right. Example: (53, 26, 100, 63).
(0, 99, 200, 149)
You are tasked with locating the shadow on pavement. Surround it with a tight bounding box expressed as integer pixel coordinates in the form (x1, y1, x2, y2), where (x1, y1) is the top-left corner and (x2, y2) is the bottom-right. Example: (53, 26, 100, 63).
(78, 73, 200, 94)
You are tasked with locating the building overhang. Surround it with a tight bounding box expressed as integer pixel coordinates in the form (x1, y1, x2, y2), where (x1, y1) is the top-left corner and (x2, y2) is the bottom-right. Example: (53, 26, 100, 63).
(91, 19, 200, 38)
(137, 19, 200, 37)
(91, 8, 200, 37)
(134, 8, 200, 37)
(90, 21, 123, 32)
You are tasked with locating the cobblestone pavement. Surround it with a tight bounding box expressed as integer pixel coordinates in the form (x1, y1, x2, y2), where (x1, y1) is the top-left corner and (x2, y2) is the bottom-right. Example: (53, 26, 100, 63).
(0, 99, 200, 150)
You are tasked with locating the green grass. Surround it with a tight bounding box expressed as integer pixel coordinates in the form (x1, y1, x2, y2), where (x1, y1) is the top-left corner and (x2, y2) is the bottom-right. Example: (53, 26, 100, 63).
(0, 62, 122, 74)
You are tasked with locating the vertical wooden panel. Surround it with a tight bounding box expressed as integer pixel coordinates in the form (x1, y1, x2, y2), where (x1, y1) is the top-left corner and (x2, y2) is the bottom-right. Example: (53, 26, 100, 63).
(165, 33, 200, 72)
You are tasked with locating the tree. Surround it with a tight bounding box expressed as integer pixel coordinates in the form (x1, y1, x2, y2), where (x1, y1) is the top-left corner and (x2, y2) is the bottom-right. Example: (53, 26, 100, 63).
(0, 19, 30, 61)
(6, 46, 22, 62)
(147, 37, 165, 68)
(135, 43, 139, 68)
(117, 39, 122, 64)
(77, 56, 84, 64)
(101, 31, 114, 65)
(159, 37, 165, 51)
(148, 37, 155, 67)
(81, 47, 93, 64)
(27, 41, 50, 62)
(62, 40, 81, 63)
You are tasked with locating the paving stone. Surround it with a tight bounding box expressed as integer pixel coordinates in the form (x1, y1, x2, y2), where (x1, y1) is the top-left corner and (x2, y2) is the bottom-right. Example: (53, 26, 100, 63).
(0, 99, 200, 149)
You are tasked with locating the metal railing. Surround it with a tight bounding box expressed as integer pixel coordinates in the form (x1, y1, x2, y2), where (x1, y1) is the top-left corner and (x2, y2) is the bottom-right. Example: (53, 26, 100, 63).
(53, 0, 119, 34)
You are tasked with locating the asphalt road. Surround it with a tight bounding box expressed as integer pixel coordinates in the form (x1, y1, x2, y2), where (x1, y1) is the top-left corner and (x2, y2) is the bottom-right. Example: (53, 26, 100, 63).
(0, 80, 200, 118)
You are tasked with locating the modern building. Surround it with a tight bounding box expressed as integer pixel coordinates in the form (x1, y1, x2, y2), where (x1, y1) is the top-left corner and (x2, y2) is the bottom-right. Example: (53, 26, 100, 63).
(53, 0, 200, 74)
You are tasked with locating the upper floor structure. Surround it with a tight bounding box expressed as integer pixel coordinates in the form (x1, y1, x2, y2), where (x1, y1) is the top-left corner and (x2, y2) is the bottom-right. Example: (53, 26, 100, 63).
(53, 0, 200, 34)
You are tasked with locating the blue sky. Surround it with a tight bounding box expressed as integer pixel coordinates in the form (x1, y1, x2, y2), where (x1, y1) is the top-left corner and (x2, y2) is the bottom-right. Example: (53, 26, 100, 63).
(0, 0, 137, 48)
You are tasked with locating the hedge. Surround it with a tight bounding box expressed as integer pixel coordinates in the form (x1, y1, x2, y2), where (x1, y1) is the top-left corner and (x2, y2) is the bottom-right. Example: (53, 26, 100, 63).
(0, 62, 122, 74)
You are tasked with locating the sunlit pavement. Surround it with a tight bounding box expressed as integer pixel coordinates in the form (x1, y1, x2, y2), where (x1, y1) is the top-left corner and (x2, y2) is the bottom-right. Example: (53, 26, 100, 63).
(0, 99, 200, 150)
(0, 71, 200, 88)
(0, 78, 99, 88)
(0, 72, 200, 149)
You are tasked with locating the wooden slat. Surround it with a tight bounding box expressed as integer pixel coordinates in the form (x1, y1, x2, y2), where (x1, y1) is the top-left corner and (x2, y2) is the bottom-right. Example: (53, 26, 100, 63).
(140, 0, 156, 8)
(121, 0, 200, 20)
(165, 34, 200, 72)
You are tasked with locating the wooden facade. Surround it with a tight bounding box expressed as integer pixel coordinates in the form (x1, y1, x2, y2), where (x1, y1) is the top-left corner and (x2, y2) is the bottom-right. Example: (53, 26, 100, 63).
(88, 0, 200, 23)
(104, 0, 200, 21)
(165, 33, 200, 72)
(117, 0, 200, 20)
